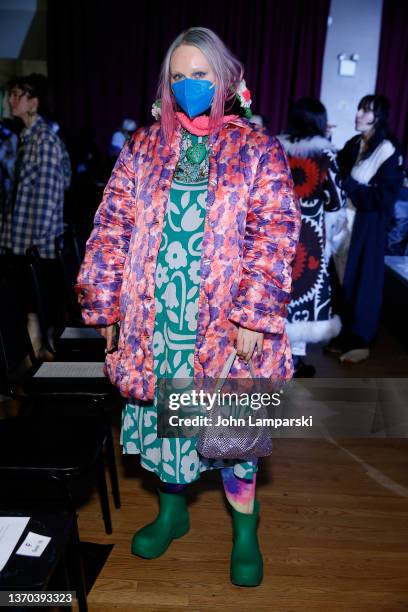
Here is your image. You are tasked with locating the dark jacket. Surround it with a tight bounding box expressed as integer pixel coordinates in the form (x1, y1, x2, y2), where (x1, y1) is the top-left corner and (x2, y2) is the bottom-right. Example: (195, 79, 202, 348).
(337, 135, 404, 345)
(278, 134, 343, 345)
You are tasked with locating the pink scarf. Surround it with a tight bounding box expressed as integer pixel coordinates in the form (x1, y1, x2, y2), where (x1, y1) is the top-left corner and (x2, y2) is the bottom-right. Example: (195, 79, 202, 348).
(175, 111, 239, 136)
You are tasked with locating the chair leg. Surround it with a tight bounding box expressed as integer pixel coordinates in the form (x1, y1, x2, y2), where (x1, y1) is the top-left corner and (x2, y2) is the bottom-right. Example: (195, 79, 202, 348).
(96, 453, 112, 534)
(105, 422, 121, 508)
(67, 513, 88, 612)
(59, 473, 76, 514)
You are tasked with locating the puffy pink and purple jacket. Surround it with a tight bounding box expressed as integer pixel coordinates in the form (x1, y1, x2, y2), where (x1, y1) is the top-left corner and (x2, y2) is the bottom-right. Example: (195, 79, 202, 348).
(76, 118, 300, 401)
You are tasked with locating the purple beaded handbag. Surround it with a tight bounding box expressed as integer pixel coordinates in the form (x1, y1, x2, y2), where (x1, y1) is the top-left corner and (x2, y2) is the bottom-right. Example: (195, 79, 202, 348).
(196, 348, 273, 460)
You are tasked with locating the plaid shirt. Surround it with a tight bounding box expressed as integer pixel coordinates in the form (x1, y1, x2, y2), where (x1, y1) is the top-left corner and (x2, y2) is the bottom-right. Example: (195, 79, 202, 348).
(0, 116, 71, 258)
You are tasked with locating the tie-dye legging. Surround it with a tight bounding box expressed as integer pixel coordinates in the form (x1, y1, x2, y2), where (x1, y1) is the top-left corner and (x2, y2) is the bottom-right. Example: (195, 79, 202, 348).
(160, 467, 256, 514)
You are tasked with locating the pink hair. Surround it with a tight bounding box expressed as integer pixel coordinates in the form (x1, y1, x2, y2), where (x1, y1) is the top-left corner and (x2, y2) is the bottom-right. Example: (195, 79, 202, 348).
(157, 27, 244, 145)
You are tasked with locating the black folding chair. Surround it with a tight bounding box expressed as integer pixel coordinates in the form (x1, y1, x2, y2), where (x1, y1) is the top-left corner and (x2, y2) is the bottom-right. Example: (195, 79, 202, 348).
(0, 276, 121, 521)
(55, 226, 87, 324)
(0, 510, 88, 611)
(0, 409, 113, 538)
(25, 246, 104, 361)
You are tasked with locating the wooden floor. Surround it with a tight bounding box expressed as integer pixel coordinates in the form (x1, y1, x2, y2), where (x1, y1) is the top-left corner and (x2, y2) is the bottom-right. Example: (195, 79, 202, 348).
(75, 326, 408, 612)
(1, 325, 407, 611)
(79, 436, 408, 612)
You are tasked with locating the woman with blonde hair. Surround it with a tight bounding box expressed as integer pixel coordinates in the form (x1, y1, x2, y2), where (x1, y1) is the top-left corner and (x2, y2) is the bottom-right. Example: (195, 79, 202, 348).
(76, 27, 300, 586)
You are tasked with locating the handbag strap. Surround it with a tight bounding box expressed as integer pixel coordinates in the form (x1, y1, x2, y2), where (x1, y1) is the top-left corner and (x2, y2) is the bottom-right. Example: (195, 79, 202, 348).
(216, 347, 256, 392)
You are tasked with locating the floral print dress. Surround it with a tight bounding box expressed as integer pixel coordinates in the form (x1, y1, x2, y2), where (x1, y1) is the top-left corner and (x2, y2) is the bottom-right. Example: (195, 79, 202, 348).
(120, 128, 257, 484)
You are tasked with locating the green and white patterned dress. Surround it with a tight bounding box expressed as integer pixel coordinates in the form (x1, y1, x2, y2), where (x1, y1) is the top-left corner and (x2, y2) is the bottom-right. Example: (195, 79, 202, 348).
(120, 128, 257, 483)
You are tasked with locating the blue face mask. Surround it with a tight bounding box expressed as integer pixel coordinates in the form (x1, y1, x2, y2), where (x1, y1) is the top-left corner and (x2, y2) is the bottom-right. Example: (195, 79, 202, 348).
(171, 78, 215, 118)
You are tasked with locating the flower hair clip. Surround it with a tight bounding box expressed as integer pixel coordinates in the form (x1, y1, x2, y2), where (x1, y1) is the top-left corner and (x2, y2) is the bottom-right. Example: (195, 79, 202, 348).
(235, 79, 252, 118)
(151, 99, 162, 120)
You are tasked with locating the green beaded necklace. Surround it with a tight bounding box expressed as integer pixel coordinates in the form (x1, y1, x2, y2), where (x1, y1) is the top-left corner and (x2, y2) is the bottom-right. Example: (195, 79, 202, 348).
(185, 140, 207, 165)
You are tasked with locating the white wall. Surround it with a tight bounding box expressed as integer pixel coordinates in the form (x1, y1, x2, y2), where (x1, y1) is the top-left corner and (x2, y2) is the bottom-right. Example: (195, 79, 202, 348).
(320, 0, 383, 149)
(0, 0, 46, 60)
(0, 0, 36, 59)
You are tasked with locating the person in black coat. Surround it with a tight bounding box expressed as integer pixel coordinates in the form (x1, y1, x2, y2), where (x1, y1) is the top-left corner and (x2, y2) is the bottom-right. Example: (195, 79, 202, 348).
(278, 98, 345, 378)
(329, 95, 404, 363)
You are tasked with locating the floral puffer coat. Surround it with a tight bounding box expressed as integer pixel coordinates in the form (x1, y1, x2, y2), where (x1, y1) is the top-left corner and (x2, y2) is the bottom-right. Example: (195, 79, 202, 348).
(76, 117, 300, 401)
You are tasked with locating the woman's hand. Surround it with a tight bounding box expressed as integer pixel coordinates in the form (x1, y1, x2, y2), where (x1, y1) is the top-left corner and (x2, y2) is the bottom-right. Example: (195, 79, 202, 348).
(236, 326, 264, 362)
(97, 324, 117, 352)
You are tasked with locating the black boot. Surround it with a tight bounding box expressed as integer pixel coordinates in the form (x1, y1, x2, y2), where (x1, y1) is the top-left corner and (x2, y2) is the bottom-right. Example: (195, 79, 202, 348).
(293, 356, 316, 378)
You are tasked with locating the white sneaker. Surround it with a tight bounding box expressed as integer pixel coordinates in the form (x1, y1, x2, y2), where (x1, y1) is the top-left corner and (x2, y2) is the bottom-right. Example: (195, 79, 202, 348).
(339, 348, 370, 364)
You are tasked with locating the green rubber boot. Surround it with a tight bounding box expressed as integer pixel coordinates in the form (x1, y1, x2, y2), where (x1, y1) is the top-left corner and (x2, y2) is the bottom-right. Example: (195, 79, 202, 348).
(230, 500, 263, 586)
(131, 489, 190, 559)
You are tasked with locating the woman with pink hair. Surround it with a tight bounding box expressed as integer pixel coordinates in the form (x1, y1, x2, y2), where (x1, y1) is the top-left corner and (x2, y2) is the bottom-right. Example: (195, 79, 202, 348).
(76, 27, 300, 586)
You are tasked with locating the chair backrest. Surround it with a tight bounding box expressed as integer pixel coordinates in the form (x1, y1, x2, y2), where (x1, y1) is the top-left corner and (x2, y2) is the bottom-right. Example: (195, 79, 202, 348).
(55, 227, 84, 320)
(0, 276, 36, 382)
(55, 227, 82, 275)
(25, 247, 66, 352)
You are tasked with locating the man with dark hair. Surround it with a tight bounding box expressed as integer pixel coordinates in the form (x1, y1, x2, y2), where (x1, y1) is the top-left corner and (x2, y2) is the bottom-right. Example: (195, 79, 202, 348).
(0, 73, 70, 258)
(0, 74, 71, 358)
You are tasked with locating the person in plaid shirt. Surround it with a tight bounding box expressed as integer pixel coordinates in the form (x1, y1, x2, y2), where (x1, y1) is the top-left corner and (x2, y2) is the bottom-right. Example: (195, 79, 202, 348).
(0, 74, 71, 258)
(0, 74, 71, 358)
